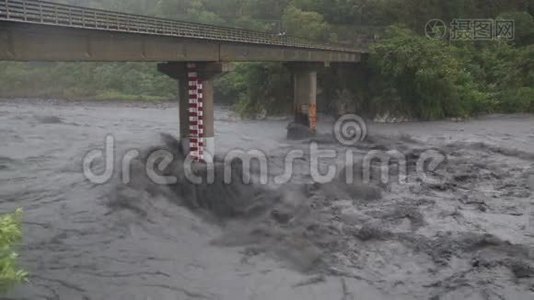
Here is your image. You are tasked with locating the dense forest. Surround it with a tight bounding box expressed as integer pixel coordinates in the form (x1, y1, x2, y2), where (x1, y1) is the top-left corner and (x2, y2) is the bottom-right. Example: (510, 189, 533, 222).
(0, 0, 532, 119)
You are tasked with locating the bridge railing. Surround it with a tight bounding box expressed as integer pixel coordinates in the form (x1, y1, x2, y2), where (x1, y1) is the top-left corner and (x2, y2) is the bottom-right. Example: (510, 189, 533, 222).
(0, 0, 365, 52)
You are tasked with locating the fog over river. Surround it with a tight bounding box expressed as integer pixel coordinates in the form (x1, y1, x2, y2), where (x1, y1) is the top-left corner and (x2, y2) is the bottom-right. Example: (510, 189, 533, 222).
(1, 99, 534, 300)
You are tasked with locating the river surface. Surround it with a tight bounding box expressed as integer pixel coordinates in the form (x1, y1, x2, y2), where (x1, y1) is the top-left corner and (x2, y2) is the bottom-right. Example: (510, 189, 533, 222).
(1, 99, 533, 300)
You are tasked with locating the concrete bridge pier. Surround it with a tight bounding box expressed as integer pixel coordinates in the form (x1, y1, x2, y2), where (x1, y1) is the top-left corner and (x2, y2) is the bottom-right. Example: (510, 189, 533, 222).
(286, 63, 323, 136)
(158, 62, 232, 161)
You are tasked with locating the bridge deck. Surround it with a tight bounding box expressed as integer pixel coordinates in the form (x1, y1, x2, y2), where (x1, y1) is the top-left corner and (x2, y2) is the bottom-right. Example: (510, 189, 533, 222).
(0, 0, 367, 62)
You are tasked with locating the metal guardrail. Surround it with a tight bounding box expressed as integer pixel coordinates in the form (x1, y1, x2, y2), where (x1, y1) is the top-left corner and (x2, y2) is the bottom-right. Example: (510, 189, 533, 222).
(0, 0, 365, 53)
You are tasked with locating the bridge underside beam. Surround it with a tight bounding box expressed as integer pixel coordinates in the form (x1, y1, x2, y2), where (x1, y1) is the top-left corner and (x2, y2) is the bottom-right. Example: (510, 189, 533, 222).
(0, 22, 361, 63)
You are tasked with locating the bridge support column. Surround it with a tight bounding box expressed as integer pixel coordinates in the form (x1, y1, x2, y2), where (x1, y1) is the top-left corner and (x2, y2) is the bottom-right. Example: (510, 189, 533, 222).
(158, 62, 233, 161)
(286, 63, 323, 136)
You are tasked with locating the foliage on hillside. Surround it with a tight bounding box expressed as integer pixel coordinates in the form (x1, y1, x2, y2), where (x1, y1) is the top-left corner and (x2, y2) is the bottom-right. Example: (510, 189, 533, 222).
(369, 26, 491, 119)
(0, 62, 175, 101)
(216, 63, 292, 117)
(0, 209, 26, 293)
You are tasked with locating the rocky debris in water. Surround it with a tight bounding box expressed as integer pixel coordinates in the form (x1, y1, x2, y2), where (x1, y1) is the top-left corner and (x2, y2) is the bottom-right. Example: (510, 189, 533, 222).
(0, 156, 16, 171)
(353, 224, 392, 241)
(459, 195, 489, 212)
(175, 160, 277, 219)
(271, 209, 293, 224)
(269, 186, 311, 224)
(292, 275, 326, 288)
(446, 141, 534, 161)
(275, 236, 324, 272)
(318, 181, 382, 202)
(318, 165, 383, 202)
(109, 186, 150, 218)
(397, 232, 533, 268)
(372, 205, 426, 231)
(287, 122, 314, 140)
(510, 260, 534, 279)
(339, 206, 372, 225)
(473, 256, 534, 279)
(35, 115, 63, 124)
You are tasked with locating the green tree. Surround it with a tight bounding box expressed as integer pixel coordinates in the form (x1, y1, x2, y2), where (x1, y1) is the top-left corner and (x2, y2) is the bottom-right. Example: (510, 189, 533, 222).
(283, 5, 330, 41)
(497, 11, 534, 46)
(226, 63, 292, 117)
(370, 26, 491, 119)
(0, 209, 26, 293)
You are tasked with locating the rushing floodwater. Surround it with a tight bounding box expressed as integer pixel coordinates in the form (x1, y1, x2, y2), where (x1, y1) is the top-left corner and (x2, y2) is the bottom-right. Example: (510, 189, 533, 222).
(1, 99, 534, 300)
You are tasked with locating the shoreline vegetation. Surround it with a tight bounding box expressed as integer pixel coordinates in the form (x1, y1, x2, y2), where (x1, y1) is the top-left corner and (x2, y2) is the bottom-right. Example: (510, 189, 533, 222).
(0, 209, 26, 293)
(0, 93, 173, 103)
(0, 0, 532, 121)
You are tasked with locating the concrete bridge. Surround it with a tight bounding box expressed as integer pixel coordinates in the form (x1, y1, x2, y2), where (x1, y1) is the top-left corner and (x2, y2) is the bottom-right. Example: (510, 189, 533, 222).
(0, 0, 370, 161)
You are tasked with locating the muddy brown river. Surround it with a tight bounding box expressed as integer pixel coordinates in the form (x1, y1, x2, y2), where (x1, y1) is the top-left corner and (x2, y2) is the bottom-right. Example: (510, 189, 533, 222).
(1, 99, 533, 300)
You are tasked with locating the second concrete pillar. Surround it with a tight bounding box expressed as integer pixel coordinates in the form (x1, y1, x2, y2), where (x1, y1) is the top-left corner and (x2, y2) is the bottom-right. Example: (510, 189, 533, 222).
(287, 63, 321, 134)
